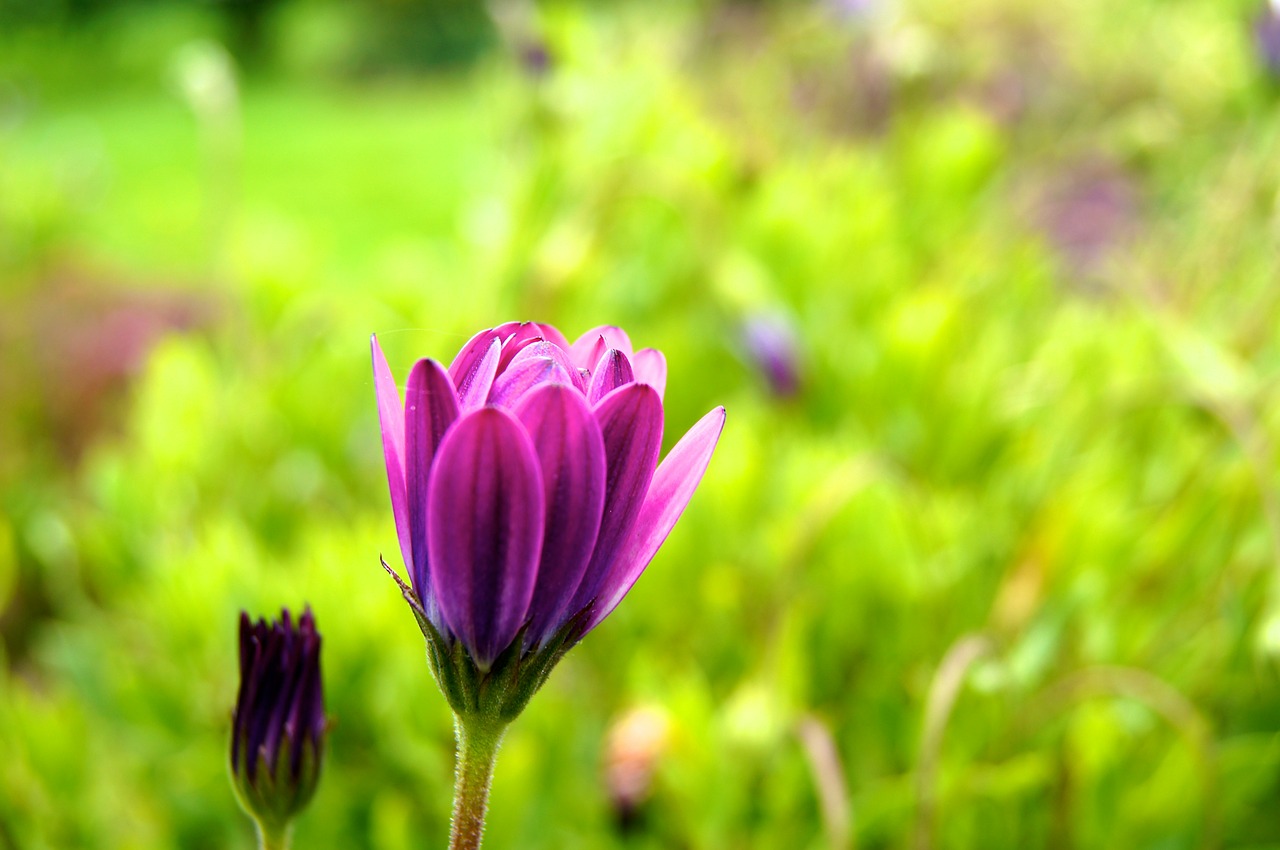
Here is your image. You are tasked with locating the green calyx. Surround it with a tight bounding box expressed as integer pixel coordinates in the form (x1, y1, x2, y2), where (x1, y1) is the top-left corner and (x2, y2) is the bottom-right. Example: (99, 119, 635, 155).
(231, 733, 323, 839)
(381, 556, 590, 722)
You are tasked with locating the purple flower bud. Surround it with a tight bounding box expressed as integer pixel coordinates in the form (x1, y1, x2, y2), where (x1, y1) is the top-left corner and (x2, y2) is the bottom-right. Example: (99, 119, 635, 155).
(230, 607, 325, 836)
(372, 323, 725, 690)
(740, 314, 804, 398)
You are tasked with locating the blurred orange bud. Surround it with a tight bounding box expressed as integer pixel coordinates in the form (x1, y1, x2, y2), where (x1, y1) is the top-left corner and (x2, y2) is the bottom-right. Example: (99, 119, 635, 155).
(603, 705, 671, 831)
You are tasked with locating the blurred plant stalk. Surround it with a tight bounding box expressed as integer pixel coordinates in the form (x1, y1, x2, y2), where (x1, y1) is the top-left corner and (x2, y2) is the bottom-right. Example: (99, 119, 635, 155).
(172, 41, 241, 279)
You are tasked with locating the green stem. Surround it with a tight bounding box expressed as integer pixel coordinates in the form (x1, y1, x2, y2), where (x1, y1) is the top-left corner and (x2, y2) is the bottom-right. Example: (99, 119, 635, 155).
(256, 820, 292, 850)
(449, 714, 506, 850)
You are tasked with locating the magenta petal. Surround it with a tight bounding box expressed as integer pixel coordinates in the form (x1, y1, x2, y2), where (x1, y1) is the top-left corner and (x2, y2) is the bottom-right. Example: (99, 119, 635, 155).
(572, 334, 607, 374)
(585, 406, 725, 632)
(535, 323, 572, 352)
(507, 340, 586, 392)
(577, 325, 634, 356)
(404, 358, 460, 603)
(567, 383, 664, 616)
(587, 349, 635, 405)
(454, 338, 502, 410)
(490, 320, 524, 341)
(372, 335, 412, 576)
(570, 325, 633, 368)
(428, 408, 545, 668)
(514, 385, 607, 643)
(489, 357, 578, 408)
(496, 322, 552, 372)
(448, 328, 501, 383)
(632, 348, 667, 401)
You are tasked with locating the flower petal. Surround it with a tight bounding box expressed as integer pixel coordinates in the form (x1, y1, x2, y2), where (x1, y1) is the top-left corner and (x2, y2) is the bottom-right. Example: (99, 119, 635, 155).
(535, 323, 572, 352)
(372, 335, 412, 576)
(509, 340, 584, 387)
(514, 385, 607, 643)
(587, 348, 635, 405)
(454, 338, 502, 410)
(570, 325, 634, 368)
(496, 322, 553, 372)
(504, 339, 586, 393)
(631, 348, 667, 401)
(448, 328, 501, 383)
(586, 406, 725, 632)
(489, 356, 579, 408)
(567, 383, 664, 616)
(428, 407, 545, 668)
(405, 358, 460, 608)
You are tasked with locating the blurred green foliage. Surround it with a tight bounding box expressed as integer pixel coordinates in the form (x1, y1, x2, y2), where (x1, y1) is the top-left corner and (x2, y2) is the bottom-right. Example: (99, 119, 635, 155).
(3, 0, 1280, 848)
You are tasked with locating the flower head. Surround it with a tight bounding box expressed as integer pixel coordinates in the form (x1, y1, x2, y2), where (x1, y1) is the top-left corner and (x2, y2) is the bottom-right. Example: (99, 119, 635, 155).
(372, 323, 724, 697)
(230, 607, 326, 836)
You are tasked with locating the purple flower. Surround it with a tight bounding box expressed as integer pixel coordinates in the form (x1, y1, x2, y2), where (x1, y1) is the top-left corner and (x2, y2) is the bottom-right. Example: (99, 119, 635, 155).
(230, 607, 325, 834)
(740, 314, 804, 398)
(1258, 1, 1280, 77)
(372, 322, 725, 671)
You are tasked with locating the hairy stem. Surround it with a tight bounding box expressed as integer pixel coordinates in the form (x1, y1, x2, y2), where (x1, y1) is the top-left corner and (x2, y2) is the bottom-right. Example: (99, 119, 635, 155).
(449, 715, 506, 850)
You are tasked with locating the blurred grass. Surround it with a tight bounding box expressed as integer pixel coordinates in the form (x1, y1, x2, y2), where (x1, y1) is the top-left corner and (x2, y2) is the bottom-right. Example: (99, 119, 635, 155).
(3, 0, 1280, 848)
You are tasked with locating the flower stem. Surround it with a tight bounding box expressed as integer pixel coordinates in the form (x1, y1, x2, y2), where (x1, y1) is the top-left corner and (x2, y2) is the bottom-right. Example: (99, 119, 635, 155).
(256, 821, 292, 850)
(449, 714, 506, 850)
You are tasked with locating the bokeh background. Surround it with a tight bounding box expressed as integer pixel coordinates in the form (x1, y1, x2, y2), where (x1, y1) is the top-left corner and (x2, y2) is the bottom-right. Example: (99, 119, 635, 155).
(4, 0, 1280, 847)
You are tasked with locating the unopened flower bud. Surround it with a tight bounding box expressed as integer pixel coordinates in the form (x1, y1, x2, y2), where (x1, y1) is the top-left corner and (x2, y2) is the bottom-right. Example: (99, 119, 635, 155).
(230, 607, 326, 845)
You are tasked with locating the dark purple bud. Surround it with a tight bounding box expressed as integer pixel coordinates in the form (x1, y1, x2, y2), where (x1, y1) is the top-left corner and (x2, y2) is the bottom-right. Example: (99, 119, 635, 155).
(740, 314, 803, 398)
(231, 607, 326, 835)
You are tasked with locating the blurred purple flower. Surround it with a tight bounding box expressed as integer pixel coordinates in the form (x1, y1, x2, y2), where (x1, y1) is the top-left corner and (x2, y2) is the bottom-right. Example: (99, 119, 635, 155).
(1033, 159, 1139, 285)
(824, 0, 880, 23)
(1257, 1, 1280, 77)
(373, 322, 725, 669)
(231, 607, 325, 833)
(517, 39, 553, 78)
(740, 314, 803, 398)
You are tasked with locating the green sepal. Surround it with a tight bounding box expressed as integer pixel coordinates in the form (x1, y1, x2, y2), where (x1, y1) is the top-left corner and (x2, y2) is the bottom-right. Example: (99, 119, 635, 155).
(231, 729, 323, 838)
(494, 605, 594, 722)
(380, 556, 595, 723)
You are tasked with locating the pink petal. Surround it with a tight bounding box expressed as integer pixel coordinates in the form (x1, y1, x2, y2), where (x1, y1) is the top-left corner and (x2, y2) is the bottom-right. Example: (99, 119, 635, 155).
(535, 323, 572, 352)
(496, 322, 548, 372)
(507, 340, 586, 393)
(570, 325, 634, 368)
(428, 408, 545, 669)
(587, 349, 635, 405)
(448, 328, 502, 383)
(514, 385, 607, 643)
(371, 335, 412, 576)
(454, 338, 502, 410)
(567, 383, 664, 616)
(488, 356, 579, 408)
(632, 348, 667, 401)
(404, 358, 460, 603)
(586, 406, 725, 632)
